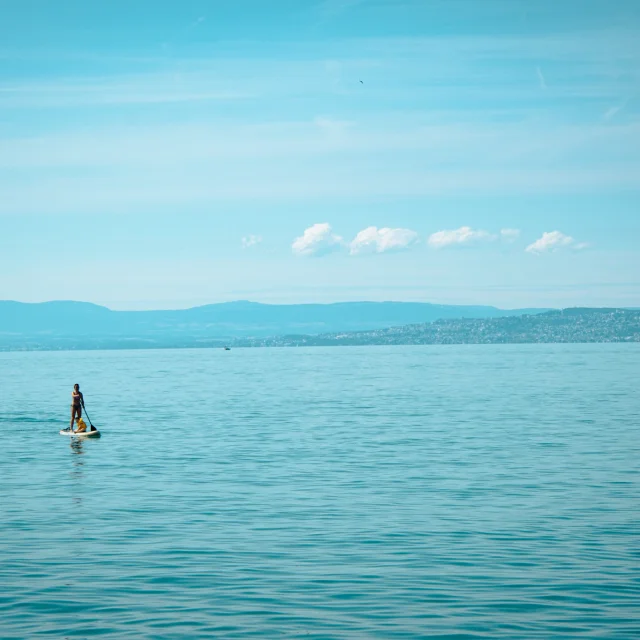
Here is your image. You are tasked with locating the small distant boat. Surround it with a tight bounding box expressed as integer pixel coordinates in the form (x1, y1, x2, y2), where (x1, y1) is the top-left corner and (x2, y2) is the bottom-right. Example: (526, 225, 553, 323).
(224, 346, 231, 351)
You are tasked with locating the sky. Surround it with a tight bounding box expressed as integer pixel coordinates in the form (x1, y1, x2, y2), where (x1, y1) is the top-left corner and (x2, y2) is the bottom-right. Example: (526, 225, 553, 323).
(0, 0, 639, 310)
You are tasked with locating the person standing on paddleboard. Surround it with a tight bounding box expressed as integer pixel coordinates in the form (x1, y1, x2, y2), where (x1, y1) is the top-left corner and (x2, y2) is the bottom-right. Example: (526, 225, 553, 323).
(70, 384, 84, 430)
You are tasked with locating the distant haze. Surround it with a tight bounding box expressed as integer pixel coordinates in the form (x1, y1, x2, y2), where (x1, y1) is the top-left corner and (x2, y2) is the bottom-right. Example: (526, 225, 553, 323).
(0, 300, 550, 350)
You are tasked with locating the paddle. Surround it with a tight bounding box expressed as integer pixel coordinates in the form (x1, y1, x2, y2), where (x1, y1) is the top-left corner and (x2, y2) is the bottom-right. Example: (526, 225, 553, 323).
(82, 404, 97, 431)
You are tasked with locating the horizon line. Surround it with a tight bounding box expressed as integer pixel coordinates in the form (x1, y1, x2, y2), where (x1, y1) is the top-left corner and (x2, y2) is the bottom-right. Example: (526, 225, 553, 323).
(5, 298, 623, 314)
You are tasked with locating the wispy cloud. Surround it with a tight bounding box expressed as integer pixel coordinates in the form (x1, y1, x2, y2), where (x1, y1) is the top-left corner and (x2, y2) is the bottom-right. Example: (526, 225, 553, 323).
(0, 74, 251, 108)
(603, 105, 622, 120)
(4, 116, 639, 169)
(242, 235, 262, 249)
(4, 26, 637, 107)
(349, 226, 418, 255)
(603, 100, 628, 121)
(428, 226, 495, 249)
(3, 166, 640, 215)
(500, 228, 521, 242)
(526, 231, 589, 254)
(1, 25, 639, 213)
(292, 223, 343, 257)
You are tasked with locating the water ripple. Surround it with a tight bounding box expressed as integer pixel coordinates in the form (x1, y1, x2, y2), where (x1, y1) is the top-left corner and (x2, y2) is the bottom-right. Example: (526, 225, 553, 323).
(0, 345, 639, 638)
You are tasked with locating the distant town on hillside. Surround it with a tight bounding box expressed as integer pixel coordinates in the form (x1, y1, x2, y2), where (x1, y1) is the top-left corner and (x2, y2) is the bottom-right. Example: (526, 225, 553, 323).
(235, 308, 640, 348)
(0, 303, 638, 351)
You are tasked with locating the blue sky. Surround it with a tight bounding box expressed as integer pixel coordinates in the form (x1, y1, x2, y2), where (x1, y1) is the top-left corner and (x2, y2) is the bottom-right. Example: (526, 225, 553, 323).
(1, 0, 638, 309)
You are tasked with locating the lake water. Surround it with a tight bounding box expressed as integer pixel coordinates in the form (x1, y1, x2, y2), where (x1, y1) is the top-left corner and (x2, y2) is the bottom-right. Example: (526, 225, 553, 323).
(1, 345, 639, 639)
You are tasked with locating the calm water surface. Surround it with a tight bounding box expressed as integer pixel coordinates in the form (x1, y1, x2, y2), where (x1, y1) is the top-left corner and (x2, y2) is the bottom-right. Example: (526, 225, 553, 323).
(1, 345, 639, 638)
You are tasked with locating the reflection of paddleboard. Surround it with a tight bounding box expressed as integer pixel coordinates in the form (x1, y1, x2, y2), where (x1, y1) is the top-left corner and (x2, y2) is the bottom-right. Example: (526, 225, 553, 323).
(60, 428, 101, 438)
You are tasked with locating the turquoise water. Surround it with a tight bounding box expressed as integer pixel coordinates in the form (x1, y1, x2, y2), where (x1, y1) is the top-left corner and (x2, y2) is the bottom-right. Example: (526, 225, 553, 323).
(1, 345, 639, 639)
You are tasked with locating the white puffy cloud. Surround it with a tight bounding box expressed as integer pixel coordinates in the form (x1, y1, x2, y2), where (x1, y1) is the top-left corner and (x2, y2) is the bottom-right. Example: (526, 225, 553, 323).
(241, 234, 262, 248)
(292, 223, 343, 257)
(349, 226, 418, 255)
(526, 231, 588, 254)
(427, 226, 495, 249)
(500, 228, 520, 242)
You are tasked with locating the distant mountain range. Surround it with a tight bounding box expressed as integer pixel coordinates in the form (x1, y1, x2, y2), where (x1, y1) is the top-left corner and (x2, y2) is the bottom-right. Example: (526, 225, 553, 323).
(0, 300, 550, 350)
(3, 302, 638, 351)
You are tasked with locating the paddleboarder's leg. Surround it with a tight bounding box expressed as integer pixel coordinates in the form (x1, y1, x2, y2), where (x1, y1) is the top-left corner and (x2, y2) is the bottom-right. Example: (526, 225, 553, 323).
(70, 405, 81, 431)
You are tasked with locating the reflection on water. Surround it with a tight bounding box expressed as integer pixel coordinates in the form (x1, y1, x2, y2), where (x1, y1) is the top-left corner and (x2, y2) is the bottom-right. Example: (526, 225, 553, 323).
(70, 438, 85, 455)
(69, 439, 85, 506)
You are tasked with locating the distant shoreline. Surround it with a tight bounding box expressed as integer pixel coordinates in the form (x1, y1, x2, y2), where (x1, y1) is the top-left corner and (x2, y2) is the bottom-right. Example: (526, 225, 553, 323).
(1, 309, 638, 352)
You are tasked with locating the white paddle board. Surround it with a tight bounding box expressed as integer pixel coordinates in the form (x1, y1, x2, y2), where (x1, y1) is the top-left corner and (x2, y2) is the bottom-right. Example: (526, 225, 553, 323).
(60, 428, 101, 438)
